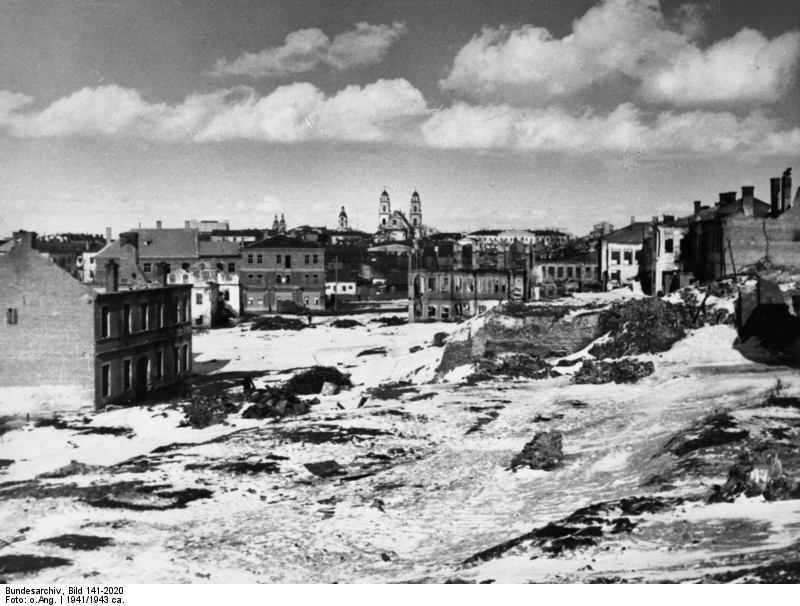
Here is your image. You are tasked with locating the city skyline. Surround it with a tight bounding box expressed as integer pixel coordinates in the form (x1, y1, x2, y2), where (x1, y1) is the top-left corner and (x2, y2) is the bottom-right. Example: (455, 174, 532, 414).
(1, 0, 798, 236)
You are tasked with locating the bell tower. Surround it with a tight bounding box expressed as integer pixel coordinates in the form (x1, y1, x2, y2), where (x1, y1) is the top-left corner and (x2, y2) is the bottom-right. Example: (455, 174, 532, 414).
(338, 206, 348, 230)
(379, 189, 391, 229)
(409, 190, 422, 229)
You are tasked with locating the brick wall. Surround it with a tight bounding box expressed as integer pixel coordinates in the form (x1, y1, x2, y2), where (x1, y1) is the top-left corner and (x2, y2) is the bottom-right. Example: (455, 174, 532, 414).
(724, 204, 800, 273)
(0, 245, 96, 402)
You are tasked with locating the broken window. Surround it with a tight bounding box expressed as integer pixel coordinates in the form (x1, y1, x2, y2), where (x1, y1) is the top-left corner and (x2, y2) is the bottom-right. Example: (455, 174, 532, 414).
(428, 277, 436, 291)
(140, 302, 149, 331)
(182, 275, 189, 284)
(611, 250, 621, 264)
(548, 266, 555, 276)
(428, 305, 436, 317)
(102, 364, 110, 397)
(557, 266, 564, 278)
(441, 306, 450, 319)
(182, 345, 189, 374)
(623, 250, 633, 265)
(101, 306, 109, 337)
(665, 239, 674, 253)
(123, 359, 131, 391)
(468, 279, 474, 293)
(285, 255, 291, 269)
(123, 304, 131, 335)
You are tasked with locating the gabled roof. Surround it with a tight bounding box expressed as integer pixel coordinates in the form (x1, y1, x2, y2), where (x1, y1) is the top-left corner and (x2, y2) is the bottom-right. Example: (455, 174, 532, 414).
(533, 229, 569, 236)
(245, 234, 322, 249)
(601, 222, 650, 245)
(468, 229, 503, 236)
(94, 228, 199, 260)
(198, 240, 241, 257)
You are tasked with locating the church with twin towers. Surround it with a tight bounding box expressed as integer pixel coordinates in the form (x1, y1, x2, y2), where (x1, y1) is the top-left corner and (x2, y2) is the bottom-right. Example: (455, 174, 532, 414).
(374, 189, 423, 242)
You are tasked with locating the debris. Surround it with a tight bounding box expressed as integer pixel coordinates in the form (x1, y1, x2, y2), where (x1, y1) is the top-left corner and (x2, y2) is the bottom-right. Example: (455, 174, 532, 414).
(250, 316, 309, 331)
(37, 535, 113, 551)
(381, 553, 392, 562)
(283, 366, 353, 396)
(572, 359, 654, 385)
(211, 458, 285, 475)
(357, 396, 369, 408)
(0, 458, 14, 470)
(0, 554, 72, 575)
(179, 397, 240, 429)
(321, 382, 341, 396)
(466, 411, 500, 435)
(511, 431, 564, 471)
(371, 498, 386, 512)
(431, 332, 448, 347)
(662, 411, 749, 457)
(369, 316, 408, 327)
(711, 451, 800, 502)
(409, 345, 423, 353)
(331, 319, 362, 329)
(304, 460, 346, 478)
(357, 347, 388, 357)
(37, 461, 103, 479)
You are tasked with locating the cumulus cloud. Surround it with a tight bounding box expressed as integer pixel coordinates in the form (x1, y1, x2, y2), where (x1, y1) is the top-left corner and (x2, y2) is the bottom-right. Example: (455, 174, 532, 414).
(213, 22, 405, 78)
(421, 102, 800, 156)
(0, 80, 427, 144)
(441, 0, 800, 107)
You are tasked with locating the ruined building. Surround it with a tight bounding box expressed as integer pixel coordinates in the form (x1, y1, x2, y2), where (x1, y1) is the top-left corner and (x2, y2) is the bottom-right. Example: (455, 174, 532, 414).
(408, 239, 534, 322)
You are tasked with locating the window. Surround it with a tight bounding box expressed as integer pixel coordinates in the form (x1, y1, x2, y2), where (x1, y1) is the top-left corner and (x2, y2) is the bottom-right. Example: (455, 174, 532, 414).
(314, 297, 319, 306)
(548, 266, 555, 276)
(140, 302, 149, 331)
(284, 255, 291, 269)
(156, 300, 163, 328)
(102, 364, 110, 397)
(228, 262, 236, 273)
(665, 238, 674, 253)
(557, 267, 564, 278)
(101, 306, 109, 337)
(164, 263, 171, 274)
(247, 274, 254, 284)
(173, 347, 180, 374)
(182, 344, 189, 374)
(304, 297, 310, 306)
(442, 276, 450, 289)
(611, 250, 621, 264)
(256, 254, 263, 264)
(312, 274, 318, 284)
(181, 296, 188, 322)
(256, 274, 263, 285)
(441, 306, 450, 320)
(427, 277, 436, 292)
(304, 274, 309, 284)
(196, 293, 203, 305)
(455, 278, 462, 292)
(304, 255, 310, 264)
(247, 254, 254, 264)
(247, 297, 253, 305)
(478, 304, 487, 313)
(285, 274, 291, 284)
(182, 263, 190, 271)
(611, 270, 621, 283)
(494, 281, 500, 293)
(313, 254, 319, 264)
(428, 305, 437, 317)
(143, 263, 152, 273)
(169, 274, 176, 283)
(174, 297, 180, 322)
(623, 250, 633, 265)
(156, 351, 163, 380)
(123, 304, 131, 335)
(276, 254, 282, 264)
(567, 267, 573, 278)
(123, 359, 131, 390)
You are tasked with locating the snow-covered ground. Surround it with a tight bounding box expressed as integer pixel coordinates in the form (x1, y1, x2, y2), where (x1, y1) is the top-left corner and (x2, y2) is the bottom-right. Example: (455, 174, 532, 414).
(1, 305, 799, 583)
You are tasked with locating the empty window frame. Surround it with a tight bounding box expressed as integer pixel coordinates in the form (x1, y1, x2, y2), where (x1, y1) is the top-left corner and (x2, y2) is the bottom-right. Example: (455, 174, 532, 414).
(665, 238, 674, 253)
(101, 306, 110, 337)
(181, 296, 188, 322)
(610, 250, 621, 264)
(101, 364, 111, 397)
(140, 302, 149, 331)
(123, 304, 131, 334)
(156, 300, 163, 328)
(196, 293, 203, 305)
(156, 351, 163, 380)
(123, 359, 131, 390)
(182, 344, 189, 374)
(623, 250, 633, 265)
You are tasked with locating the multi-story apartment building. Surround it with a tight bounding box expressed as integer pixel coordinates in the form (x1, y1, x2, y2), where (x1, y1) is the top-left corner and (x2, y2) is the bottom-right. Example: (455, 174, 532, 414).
(1, 232, 192, 411)
(240, 235, 326, 312)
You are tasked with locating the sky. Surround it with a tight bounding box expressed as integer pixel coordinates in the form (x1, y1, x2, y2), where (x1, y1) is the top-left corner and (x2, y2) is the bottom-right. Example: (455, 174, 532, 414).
(0, 0, 798, 237)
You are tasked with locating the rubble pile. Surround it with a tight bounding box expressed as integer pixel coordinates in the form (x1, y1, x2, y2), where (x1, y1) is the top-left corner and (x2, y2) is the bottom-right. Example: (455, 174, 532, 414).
(240, 388, 314, 420)
(511, 431, 564, 470)
(179, 397, 241, 429)
(250, 316, 309, 331)
(282, 366, 353, 396)
(572, 359, 654, 385)
(369, 316, 408, 327)
(431, 332, 449, 347)
(501, 301, 573, 320)
(710, 451, 800, 503)
(330, 319, 362, 329)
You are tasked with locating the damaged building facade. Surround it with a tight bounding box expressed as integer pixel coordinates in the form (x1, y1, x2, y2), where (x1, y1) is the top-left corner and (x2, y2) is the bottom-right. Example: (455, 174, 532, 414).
(0, 232, 192, 411)
(408, 240, 535, 322)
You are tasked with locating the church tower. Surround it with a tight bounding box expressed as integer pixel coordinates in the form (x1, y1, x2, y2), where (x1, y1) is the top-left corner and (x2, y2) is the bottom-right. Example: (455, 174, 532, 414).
(338, 206, 349, 230)
(409, 190, 422, 229)
(278, 213, 286, 234)
(272, 214, 279, 232)
(379, 190, 391, 229)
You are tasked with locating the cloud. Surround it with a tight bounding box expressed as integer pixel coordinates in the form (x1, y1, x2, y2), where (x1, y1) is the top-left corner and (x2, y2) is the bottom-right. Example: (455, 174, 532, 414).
(441, 0, 800, 107)
(421, 101, 800, 156)
(213, 22, 405, 78)
(0, 79, 427, 144)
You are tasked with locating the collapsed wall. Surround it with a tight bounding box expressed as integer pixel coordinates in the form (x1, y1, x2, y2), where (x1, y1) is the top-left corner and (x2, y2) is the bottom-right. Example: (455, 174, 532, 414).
(438, 306, 604, 375)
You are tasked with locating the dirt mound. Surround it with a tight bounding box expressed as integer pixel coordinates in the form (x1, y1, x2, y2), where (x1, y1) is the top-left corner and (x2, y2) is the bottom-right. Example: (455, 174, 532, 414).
(38, 534, 113, 551)
(283, 366, 352, 396)
(572, 359, 654, 384)
(0, 554, 72, 575)
(250, 316, 309, 331)
(511, 431, 564, 470)
(331, 319, 362, 329)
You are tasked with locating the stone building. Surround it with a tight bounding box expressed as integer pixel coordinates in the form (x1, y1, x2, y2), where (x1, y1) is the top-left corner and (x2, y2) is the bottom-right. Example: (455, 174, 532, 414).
(537, 255, 600, 296)
(240, 235, 325, 312)
(639, 217, 690, 295)
(376, 190, 422, 242)
(683, 175, 800, 282)
(599, 221, 651, 289)
(0, 232, 192, 411)
(408, 240, 534, 322)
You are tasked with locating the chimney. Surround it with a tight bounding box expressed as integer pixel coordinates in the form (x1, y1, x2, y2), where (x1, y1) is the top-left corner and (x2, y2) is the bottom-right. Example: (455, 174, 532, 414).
(652, 215, 659, 223)
(105, 227, 112, 242)
(630, 216, 635, 225)
(771, 177, 782, 216)
(718, 193, 726, 206)
(694, 200, 702, 215)
(12, 230, 37, 250)
(156, 221, 162, 229)
(742, 186, 754, 217)
(104, 260, 119, 293)
(185, 221, 190, 229)
(782, 168, 792, 212)
(155, 261, 168, 287)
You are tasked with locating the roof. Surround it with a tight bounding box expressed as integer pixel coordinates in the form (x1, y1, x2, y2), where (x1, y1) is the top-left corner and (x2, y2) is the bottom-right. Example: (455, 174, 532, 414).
(198, 240, 241, 257)
(245, 234, 322, 249)
(209, 229, 263, 237)
(468, 229, 503, 236)
(533, 229, 569, 236)
(601, 222, 650, 245)
(95, 228, 199, 260)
